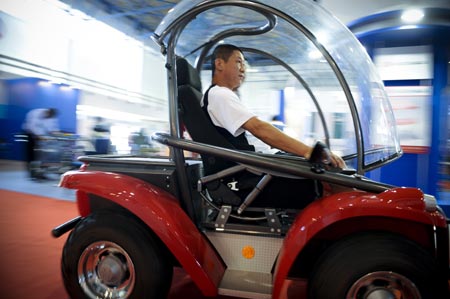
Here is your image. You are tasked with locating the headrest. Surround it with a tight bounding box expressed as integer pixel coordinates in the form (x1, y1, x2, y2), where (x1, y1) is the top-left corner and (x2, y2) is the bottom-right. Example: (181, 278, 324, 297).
(176, 57, 202, 92)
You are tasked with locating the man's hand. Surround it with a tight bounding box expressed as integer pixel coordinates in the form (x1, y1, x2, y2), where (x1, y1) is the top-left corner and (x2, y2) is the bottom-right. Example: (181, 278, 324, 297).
(330, 152, 346, 169)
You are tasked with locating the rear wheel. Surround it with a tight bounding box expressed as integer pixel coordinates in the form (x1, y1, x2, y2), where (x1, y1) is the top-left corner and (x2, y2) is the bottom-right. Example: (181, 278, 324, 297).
(62, 211, 173, 299)
(308, 232, 446, 299)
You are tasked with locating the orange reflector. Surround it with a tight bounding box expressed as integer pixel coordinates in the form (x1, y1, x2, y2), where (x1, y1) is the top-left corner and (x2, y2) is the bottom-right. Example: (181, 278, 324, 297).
(242, 245, 255, 259)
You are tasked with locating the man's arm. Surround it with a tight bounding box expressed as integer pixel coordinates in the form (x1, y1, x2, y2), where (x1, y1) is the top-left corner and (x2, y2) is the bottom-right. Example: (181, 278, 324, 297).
(243, 117, 312, 157)
(243, 117, 345, 168)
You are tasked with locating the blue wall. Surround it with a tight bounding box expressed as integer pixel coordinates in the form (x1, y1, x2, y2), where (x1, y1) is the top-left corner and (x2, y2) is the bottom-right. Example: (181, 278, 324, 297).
(368, 153, 431, 191)
(350, 14, 450, 213)
(361, 30, 448, 199)
(1, 78, 79, 160)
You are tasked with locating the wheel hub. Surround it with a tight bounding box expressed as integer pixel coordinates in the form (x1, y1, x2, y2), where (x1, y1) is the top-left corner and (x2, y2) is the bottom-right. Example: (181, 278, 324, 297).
(78, 241, 135, 299)
(346, 271, 421, 299)
(97, 253, 128, 287)
(366, 288, 395, 299)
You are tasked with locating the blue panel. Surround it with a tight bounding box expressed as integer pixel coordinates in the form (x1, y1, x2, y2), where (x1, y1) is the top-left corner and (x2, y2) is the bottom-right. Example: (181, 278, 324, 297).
(368, 153, 418, 188)
(1, 78, 79, 160)
(353, 19, 450, 212)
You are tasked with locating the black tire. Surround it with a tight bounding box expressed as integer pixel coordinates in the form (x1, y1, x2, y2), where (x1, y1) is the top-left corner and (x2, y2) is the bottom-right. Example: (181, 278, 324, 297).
(62, 211, 173, 299)
(308, 232, 447, 299)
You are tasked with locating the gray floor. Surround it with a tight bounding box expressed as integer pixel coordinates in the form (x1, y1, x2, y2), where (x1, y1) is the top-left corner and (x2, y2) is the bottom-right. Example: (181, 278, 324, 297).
(0, 159, 448, 213)
(0, 159, 75, 201)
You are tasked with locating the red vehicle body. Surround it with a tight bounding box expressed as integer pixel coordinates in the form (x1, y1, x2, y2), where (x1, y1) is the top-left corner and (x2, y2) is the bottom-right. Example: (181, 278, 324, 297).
(53, 1, 450, 298)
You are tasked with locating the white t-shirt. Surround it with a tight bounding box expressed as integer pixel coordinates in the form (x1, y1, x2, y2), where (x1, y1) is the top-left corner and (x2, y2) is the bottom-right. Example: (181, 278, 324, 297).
(201, 85, 255, 137)
(22, 108, 59, 136)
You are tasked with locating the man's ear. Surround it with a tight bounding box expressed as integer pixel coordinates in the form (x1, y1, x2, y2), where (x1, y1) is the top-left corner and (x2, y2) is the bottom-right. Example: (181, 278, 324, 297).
(215, 58, 224, 71)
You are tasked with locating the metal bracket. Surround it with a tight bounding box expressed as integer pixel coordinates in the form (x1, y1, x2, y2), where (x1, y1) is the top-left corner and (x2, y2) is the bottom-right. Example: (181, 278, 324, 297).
(215, 205, 232, 230)
(265, 209, 282, 233)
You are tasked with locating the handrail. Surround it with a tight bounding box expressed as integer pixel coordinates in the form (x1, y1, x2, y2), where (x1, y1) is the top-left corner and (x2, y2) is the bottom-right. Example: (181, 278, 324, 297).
(152, 132, 395, 193)
(194, 11, 277, 69)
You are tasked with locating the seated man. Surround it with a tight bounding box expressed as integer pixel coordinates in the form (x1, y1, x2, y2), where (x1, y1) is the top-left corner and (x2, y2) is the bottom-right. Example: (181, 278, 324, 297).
(201, 44, 345, 208)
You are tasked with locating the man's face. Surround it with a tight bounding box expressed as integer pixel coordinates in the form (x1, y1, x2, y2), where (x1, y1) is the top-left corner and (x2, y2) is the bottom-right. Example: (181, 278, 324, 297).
(220, 50, 246, 90)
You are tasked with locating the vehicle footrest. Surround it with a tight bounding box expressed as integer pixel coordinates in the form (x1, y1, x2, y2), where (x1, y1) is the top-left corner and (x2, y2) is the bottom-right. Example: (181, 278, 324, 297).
(218, 269, 272, 299)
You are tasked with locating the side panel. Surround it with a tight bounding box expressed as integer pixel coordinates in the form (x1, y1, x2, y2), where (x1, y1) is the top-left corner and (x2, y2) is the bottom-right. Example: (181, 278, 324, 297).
(60, 170, 225, 297)
(272, 187, 448, 299)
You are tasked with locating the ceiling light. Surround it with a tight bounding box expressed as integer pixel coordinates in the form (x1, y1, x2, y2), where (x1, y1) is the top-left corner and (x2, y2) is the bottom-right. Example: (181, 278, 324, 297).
(308, 50, 322, 59)
(38, 80, 52, 87)
(401, 9, 424, 23)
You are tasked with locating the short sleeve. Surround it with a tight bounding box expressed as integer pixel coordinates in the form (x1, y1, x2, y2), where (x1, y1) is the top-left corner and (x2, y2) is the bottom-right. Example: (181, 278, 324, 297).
(206, 86, 255, 136)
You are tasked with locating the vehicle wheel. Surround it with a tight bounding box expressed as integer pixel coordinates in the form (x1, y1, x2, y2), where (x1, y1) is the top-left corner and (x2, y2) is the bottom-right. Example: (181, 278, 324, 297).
(61, 211, 173, 299)
(308, 232, 447, 299)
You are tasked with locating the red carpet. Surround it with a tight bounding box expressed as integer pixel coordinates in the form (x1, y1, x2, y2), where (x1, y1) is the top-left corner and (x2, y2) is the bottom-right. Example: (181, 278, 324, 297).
(0, 190, 207, 298)
(0, 190, 238, 299)
(0, 190, 75, 299)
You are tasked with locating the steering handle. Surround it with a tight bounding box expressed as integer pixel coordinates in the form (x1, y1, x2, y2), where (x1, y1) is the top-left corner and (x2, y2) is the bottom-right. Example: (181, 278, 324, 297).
(308, 141, 332, 173)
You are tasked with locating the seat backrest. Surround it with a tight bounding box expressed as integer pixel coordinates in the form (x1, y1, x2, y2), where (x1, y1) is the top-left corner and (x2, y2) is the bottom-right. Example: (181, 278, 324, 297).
(176, 57, 236, 174)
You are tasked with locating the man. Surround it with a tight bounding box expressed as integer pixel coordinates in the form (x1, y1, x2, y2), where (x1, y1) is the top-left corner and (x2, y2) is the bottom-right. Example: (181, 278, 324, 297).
(200, 44, 345, 208)
(202, 44, 345, 167)
(22, 108, 59, 175)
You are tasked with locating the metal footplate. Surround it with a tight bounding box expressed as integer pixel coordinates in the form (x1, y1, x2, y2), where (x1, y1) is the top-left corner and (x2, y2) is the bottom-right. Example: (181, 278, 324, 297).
(218, 269, 272, 299)
(207, 205, 287, 235)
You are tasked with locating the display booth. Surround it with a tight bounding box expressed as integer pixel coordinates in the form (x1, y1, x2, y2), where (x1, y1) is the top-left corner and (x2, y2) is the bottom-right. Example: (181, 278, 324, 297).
(348, 7, 450, 211)
(0, 78, 79, 160)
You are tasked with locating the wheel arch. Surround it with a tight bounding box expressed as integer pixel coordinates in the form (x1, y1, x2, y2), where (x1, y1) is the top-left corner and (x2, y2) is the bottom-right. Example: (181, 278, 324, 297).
(287, 216, 442, 279)
(60, 170, 225, 297)
(272, 188, 449, 299)
(84, 194, 180, 266)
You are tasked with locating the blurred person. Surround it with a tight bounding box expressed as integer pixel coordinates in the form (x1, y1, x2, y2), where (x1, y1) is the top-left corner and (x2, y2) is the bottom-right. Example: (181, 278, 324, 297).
(270, 115, 285, 131)
(91, 117, 111, 154)
(22, 108, 59, 175)
(128, 128, 151, 155)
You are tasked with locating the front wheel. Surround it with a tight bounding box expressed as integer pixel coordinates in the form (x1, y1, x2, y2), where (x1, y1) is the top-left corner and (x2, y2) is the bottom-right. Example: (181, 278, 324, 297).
(308, 232, 447, 299)
(62, 211, 173, 299)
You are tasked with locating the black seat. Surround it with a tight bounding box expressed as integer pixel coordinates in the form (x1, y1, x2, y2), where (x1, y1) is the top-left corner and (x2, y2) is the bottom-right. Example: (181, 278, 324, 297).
(175, 57, 321, 210)
(176, 57, 238, 175)
(177, 57, 261, 206)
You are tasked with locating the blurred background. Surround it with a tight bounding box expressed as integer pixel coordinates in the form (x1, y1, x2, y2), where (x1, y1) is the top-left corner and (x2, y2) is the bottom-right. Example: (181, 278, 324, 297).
(0, 0, 449, 209)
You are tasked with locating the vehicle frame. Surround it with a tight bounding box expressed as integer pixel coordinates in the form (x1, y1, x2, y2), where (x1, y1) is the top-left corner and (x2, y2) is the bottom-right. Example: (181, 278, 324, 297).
(53, 1, 450, 298)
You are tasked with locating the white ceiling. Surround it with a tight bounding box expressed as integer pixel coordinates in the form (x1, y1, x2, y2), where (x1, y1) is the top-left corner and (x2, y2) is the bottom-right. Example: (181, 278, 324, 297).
(321, 0, 450, 24)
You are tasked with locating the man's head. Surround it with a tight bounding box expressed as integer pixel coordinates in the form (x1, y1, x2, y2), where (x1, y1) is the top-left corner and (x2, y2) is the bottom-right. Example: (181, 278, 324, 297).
(211, 44, 246, 90)
(45, 108, 57, 119)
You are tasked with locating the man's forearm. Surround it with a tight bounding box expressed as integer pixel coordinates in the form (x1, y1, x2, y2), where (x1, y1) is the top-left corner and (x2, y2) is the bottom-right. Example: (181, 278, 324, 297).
(243, 117, 312, 158)
(243, 117, 345, 167)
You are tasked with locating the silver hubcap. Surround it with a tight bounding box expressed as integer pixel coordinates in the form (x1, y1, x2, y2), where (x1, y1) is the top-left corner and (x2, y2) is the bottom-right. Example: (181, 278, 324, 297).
(78, 241, 135, 299)
(346, 271, 421, 299)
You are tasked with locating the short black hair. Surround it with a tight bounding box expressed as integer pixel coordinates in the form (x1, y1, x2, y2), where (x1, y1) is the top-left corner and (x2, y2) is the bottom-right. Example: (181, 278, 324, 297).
(46, 108, 57, 118)
(211, 44, 243, 76)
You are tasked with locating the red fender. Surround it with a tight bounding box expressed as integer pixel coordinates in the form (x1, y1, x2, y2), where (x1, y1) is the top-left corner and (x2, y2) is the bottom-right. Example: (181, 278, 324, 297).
(59, 170, 225, 297)
(272, 187, 447, 299)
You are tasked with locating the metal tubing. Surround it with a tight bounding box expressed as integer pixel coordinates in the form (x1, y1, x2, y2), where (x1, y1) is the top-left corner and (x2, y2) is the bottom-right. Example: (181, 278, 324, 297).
(153, 133, 395, 193)
(238, 174, 273, 214)
(51, 216, 82, 238)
